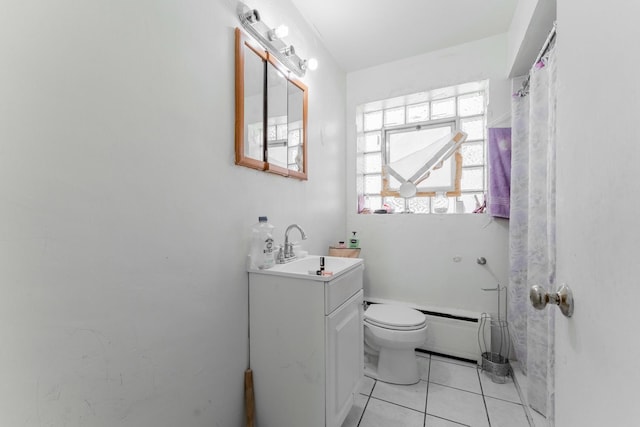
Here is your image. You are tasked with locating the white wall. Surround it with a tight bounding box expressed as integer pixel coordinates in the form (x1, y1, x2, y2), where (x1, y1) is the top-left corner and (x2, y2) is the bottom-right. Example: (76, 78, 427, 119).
(0, 0, 346, 425)
(346, 34, 511, 316)
(507, 0, 556, 77)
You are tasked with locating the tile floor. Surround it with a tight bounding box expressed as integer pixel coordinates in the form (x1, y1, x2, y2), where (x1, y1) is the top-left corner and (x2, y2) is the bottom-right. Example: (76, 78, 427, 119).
(342, 353, 531, 427)
(509, 361, 546, 427)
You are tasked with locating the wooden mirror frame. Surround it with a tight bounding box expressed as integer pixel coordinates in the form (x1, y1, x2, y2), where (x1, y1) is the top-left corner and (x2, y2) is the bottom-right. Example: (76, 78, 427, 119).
(235, 28, 308, 180)
(285, 77, 308, 180)
(235, 28, 268, 171)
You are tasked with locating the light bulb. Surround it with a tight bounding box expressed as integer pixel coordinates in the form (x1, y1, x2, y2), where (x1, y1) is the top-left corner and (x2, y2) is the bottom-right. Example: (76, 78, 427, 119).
(268, 24, 289, 41)
(307, 58, 318, 71)
(274, 25, 288, 38)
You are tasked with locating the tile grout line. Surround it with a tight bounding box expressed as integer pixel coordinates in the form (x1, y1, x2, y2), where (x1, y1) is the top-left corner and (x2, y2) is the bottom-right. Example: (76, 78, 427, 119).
(427, 413, 472, 427)
(428, 380, 484, 397)
(423, 355, 431, 427)
(356, 380, 376, 427)
(478, 373, 527, 405)
(509, 366, 536, 427)
(367, 395, 426, 415)
(477, 367, 492, 427)
(482, 392, 529, 406)
(430, 364, 527, 427)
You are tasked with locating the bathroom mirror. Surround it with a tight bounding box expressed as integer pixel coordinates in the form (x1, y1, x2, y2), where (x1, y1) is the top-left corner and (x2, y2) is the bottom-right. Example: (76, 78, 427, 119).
(265, 59, 289, 174)
(235, 28, 308, 180)
(235, 28, 268, 171)
(286, 78, 307, 178)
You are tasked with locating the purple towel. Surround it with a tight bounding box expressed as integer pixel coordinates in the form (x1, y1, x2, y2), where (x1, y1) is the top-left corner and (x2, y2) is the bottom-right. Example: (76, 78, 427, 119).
(488, 128, 511, 219)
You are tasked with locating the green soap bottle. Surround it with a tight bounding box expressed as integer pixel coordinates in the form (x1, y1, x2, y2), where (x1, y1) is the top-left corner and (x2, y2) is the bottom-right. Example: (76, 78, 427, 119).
(349, 231, 359, 248)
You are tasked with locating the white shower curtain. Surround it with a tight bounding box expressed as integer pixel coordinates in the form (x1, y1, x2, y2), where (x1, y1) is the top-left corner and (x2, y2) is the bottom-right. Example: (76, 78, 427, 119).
(508, 44, 557, 423)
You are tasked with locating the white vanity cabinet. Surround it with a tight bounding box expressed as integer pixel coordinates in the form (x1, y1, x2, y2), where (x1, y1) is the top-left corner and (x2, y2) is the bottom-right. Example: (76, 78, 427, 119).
(248, 258, 364, 427)
(325, 289, 364, 426)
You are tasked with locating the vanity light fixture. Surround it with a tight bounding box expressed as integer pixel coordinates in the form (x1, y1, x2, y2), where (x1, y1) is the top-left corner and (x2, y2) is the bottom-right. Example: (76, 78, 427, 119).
(299, 58, 319, 71)
(268, 24, 289, 41)
(281, 45, 295, 56)
(241, 8, 260, 24)
(237, 2, 315, 77)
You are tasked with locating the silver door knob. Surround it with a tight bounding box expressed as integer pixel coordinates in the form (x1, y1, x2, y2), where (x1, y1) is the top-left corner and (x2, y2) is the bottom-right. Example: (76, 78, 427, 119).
(530, 283, 574, 318)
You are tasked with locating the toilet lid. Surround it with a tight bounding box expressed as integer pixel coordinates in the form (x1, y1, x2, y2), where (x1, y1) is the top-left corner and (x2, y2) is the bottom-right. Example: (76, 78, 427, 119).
(364, 304, 427, 330)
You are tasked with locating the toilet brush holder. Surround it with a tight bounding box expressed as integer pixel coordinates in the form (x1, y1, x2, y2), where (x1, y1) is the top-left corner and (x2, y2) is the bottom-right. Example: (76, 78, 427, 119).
(478, 283, 511, 384)
(481, 351, 510, 384)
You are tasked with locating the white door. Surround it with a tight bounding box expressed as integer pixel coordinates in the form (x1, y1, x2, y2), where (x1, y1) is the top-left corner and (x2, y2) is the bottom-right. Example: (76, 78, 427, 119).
(554, 3, 640, 426)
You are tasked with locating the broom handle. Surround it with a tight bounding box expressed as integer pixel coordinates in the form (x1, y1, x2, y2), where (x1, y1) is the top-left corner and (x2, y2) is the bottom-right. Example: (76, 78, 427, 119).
(245, 368, 255, 427)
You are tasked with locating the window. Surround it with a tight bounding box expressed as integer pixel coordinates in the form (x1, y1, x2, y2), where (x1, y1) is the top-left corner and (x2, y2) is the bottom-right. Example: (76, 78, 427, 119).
(356, 81, 488, 214)
(382, 121, 460, 195)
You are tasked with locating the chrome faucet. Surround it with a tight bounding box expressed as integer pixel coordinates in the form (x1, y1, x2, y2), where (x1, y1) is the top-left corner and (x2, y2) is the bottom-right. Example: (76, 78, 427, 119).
(281, 224, 307, 261)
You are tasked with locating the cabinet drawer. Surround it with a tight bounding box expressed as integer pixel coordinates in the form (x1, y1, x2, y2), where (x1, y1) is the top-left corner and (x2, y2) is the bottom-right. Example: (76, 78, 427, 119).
(325, 265, 363, 315)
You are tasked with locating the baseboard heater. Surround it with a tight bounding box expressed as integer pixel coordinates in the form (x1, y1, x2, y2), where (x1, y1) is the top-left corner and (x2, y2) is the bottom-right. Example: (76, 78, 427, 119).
(366, 298, 490, 365)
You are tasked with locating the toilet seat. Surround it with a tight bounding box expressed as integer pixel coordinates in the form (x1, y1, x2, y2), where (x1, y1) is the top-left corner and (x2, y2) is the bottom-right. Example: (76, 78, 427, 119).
(364, 304, 427, 331)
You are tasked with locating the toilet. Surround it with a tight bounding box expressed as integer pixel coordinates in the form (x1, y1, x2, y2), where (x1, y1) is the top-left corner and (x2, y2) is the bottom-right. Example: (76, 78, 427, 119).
(363, 303, 428, 385)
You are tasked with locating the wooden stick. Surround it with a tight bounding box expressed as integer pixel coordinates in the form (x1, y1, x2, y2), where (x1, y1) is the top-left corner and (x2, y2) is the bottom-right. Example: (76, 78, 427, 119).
(245, 368, 255, 427)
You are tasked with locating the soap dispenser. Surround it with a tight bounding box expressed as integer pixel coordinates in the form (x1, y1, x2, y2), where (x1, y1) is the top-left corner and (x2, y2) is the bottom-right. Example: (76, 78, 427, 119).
(348, 231, 359, 248)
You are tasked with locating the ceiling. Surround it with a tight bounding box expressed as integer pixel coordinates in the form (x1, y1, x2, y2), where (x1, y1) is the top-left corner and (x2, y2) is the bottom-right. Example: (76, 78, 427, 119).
(290, 0, 518, 72)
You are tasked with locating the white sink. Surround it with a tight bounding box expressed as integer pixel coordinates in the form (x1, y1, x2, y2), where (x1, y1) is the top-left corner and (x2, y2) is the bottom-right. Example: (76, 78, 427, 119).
(249, 255, 363, 280)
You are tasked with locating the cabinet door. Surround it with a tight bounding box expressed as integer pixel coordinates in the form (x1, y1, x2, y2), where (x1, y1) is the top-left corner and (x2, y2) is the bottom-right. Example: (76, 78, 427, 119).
(326, 290, 363, 427)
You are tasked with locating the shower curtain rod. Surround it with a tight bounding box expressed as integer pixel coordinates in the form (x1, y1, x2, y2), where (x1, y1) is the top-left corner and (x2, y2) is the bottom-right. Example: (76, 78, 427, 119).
(515, 22, 557, 97)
